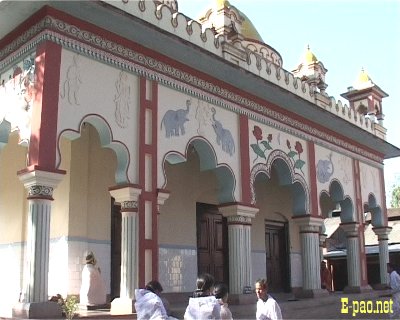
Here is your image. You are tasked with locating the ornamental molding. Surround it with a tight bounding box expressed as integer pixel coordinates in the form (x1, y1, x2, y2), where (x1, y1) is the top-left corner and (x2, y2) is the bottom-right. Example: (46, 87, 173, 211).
(121, 200, 138, 210)
(28, 185, 54, 198)
(227, 215, 252, 225)
(0, 15, 382, 164)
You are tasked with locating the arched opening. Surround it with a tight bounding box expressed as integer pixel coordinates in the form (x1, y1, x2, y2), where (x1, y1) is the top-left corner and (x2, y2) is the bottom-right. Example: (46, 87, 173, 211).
(159, 138, 235, 292)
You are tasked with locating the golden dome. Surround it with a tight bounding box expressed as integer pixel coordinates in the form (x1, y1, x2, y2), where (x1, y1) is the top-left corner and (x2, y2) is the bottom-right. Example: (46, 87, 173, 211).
(213, 0, 264, 42)
(304, 45, 318, 64)
(357, 68, 371, 83)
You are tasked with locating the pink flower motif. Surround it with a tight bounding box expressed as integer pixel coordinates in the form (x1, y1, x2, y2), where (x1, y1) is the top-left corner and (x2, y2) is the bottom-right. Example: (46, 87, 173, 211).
(295, 141, 303, 154)
(253, 126, 263, 141)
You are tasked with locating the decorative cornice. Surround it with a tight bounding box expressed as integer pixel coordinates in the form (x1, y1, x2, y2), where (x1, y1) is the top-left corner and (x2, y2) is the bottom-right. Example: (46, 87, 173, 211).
(227, 215, 252, 225)
(0, 15, 383, 165)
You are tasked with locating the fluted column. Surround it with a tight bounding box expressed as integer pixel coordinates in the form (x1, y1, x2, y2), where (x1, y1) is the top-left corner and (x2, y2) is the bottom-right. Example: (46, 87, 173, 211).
(18, 170, 64, 303)
(109, 185, 141, 315)
(294, 216, 325, 297)
(341, 222, 361, 290)
(373, 226, 392, 286)
(219, 204, 258, 295)
(319, 233, 327, 262)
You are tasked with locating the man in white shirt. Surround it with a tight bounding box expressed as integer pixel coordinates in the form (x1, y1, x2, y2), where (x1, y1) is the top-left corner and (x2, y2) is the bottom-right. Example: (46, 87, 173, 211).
(255, 279, 282, 320)
(387, 263, 400, 319)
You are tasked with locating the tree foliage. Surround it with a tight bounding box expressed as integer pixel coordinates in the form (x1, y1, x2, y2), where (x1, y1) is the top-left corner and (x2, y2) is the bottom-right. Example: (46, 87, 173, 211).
(391, 185, 400, 208)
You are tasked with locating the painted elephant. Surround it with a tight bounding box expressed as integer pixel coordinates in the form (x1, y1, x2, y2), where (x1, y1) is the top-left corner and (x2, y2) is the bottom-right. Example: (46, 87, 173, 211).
(212, 120, 235, 156)
(161, 99, 191, 138)
(316, 153, 334, 183)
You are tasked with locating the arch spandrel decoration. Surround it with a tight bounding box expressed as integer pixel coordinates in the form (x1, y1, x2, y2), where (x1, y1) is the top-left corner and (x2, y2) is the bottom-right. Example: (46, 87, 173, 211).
(162, 137, 236, 204)
(250, 149, 310, 216)
(57, 114, 131, 184)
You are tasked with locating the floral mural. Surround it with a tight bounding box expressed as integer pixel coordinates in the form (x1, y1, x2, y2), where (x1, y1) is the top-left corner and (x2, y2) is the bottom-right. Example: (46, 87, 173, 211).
(250, 125, 306, 174)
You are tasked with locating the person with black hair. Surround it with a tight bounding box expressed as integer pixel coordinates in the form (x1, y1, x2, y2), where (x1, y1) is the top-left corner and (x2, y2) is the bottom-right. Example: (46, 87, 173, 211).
(135, 280, 177, 320)
(214, 283, 233, 320)
(184, 273, 221, 319)
(255, 279, 282, 320)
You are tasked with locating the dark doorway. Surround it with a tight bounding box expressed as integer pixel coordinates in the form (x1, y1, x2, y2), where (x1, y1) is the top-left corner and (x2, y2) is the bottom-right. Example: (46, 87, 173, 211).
(265, 221, 290, 292)
(196, 203, 228, 284)
(110, 198, 121, 300)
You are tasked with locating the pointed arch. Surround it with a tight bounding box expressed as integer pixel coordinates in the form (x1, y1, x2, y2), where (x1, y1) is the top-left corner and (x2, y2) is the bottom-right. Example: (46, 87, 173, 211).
(58, 114, 130, 184)
(319, 179, 356, 223)
(162, 137, 236, 203)
(250, 149, 309, 216)
(364, 193, 384, 227)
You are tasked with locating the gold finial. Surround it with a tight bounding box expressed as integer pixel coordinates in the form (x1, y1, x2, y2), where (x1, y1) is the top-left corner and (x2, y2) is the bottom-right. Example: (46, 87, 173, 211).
(304, 45, 318, 63)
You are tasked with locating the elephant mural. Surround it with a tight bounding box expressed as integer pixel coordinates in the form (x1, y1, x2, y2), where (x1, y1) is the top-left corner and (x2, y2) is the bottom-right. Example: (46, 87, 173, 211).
(316, 153, 334, 183)
(212, 109, 235, 156)
(161, 99, 191, 138)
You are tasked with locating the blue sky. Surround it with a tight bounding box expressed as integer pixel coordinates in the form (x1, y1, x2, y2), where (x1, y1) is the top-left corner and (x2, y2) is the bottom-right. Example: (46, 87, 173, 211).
(178, 0, 400, 206)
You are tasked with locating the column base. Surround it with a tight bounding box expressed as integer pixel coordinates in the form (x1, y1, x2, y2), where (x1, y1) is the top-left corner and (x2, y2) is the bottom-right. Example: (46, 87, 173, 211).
(295, 288, 330, 299)
(110, 297, 135, 315)
(12, 302, 62, 319)
(343, 285, 372, 294)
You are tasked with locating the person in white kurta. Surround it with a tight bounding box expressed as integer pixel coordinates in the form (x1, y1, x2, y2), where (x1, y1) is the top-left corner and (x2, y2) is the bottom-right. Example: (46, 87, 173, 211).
(135, 280, 178, 320)
(387, 263, 400, 319)
(79, 252, 107, 306)
(184, 273, 221, 320)
(255, 279, 282, 320)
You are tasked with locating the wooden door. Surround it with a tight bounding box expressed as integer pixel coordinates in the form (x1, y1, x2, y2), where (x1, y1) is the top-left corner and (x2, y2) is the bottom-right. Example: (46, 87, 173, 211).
(265, 222, 289, 292)
(197, 203, 228, 284)
(110, 198, 121, 299)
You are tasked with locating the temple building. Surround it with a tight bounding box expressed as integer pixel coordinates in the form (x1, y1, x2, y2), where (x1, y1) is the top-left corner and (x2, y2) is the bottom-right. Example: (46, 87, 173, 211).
(0, 0, 399, 318)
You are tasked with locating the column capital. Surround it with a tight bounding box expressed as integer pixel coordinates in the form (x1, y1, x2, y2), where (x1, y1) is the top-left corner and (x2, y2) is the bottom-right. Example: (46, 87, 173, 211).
(340, 222, 360, 237)
(372, 226, 392, 241)
(218, 202, 259, 219)
(109, 184, 142, 202)
(157, 188, 170, 206)
(18, 169, 65, 199)
(293, 215, 324, 231)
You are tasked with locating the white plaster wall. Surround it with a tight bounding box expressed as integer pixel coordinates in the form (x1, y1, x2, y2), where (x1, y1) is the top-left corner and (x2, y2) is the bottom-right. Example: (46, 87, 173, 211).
(314, 144, 355, 213)
(58, 49, 139, 183)
(290, 252, 303, 288)
(157, 85, 240, 200)
(252, 251, 266, 284)
(359, 161, 383, 207)
(0, 243, 23, 318)
(248, 119, 310, 187)
(159, 245, 197, 293)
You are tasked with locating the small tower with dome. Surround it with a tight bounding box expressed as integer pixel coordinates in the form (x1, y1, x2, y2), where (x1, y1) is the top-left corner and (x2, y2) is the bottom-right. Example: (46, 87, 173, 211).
(341, 68, 388, 126)
(292, 45, 328, 95)
(197, 0, 283, 67)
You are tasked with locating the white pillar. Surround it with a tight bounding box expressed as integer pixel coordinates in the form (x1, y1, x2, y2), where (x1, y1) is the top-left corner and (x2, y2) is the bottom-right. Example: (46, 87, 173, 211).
(219, 204, 258, 295)
(319, 233, 327, 262)
(18, 170, 64, 303)
(341, 222, 361, 290)
(109, 186, 141, 315)
(373, 227, 392, 286)
(294, 216, 326, 297)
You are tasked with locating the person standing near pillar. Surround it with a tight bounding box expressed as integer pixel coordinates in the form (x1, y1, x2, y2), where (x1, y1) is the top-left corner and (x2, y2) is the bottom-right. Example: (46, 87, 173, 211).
(255, 279, 282, 320)
(387, 262, 400, 318)
(320, 261, 333, 292)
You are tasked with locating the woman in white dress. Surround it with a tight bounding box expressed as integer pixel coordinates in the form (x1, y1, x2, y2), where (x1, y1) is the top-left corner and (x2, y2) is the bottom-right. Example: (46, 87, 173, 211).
(184, 273, 221, 320)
